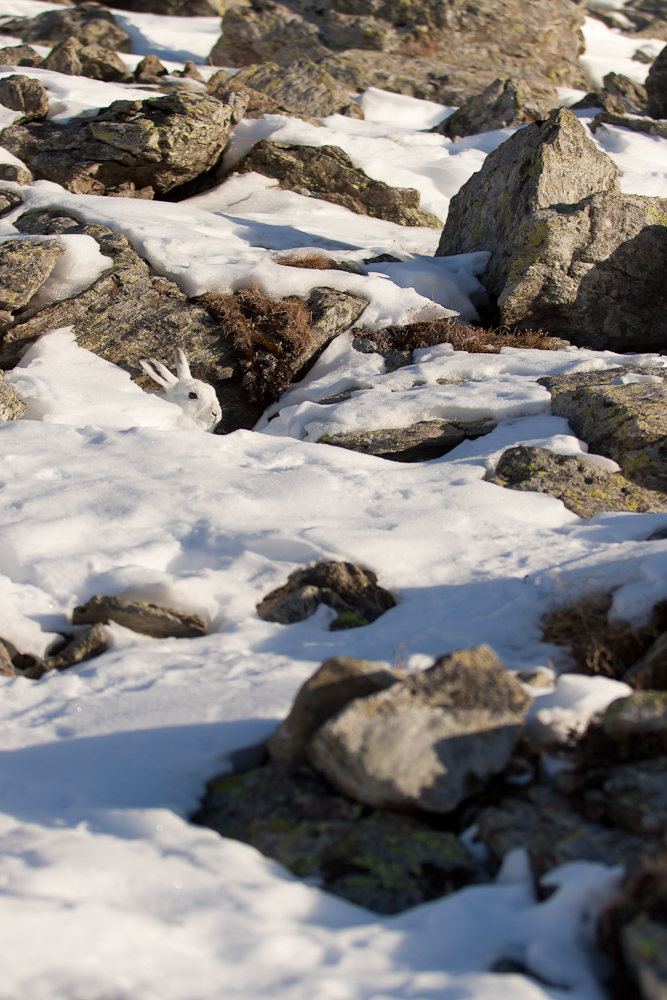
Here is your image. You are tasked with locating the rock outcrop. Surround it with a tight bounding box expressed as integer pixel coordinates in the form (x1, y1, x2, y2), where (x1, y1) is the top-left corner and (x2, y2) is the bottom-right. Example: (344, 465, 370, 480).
(231, 141, 442, 227)
(1, 3, 132, 52)
(434, 78, 558, 140)
(220, 58, 363, 119)
(0, 237, 65, 312)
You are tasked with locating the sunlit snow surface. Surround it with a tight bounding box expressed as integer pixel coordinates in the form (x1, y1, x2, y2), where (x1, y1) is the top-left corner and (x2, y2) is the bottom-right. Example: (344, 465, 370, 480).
(0, 4, 667, 998)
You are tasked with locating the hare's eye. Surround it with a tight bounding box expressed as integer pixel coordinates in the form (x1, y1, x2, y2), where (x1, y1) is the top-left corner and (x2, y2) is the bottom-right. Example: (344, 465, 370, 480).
(188, 391, 198, 399)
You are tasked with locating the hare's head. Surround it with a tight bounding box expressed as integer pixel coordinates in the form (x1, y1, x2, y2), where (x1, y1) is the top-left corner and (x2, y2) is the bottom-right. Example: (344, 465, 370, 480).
(140, 348, 222, 432)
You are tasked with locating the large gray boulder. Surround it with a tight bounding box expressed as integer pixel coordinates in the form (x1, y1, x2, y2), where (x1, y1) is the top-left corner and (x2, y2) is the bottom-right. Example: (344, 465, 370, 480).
(0, 75, 49, 122)
(0, 90, 239, 198)
(646, 40, 667, 118)
(0, 3, 131, 52)
(436, 108, 621, 298)
(434, 78, 558, 140)
(223, 58, 363, 119)
(309, 645, 531, 813)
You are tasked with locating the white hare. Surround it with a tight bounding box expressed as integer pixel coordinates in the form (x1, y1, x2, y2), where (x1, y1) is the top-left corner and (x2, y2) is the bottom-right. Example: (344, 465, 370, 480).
(140, 348, 222, 432)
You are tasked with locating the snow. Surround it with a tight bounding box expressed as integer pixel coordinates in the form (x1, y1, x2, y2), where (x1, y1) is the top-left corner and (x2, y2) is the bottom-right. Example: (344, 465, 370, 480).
(0, 3, 666, 997)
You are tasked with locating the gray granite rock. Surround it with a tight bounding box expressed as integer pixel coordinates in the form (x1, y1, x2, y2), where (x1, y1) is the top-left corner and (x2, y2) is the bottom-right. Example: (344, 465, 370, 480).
(434, 78, 558, 139)
(1, 3, 131, 52)
(0, 74, 48, 121)
(0, 237, 64, 311)
(225, 58, 363, 119)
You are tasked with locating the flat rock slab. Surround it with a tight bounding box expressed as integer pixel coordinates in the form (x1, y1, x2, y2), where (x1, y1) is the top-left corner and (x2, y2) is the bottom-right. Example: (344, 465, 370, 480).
(319, 418, 496, 463)
(257, 561, 396, 631)
(0, 238, 64, 311)
(310, 645, 531, 813)
(72, 595, 207, 638)
(488, 445, 667, 518)
(226, 58, 364, 119)
(23, 622, 109, 679)
(232, 141, 442, 228)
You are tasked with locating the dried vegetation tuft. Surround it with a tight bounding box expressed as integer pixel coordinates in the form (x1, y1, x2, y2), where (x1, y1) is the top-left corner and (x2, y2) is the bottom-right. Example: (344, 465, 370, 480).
(274, 252, 335, 270)
(352, 318, 559, 355)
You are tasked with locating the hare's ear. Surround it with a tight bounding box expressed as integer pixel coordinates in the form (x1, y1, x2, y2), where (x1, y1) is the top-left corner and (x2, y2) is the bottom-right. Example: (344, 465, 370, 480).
(174, 347, 191, 380)
(139, 357, 178, 389)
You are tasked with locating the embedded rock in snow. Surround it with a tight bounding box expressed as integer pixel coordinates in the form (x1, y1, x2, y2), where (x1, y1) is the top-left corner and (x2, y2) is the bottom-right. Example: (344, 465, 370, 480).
(25, 622, 109, 679)
(225, 59, 364, 119)
(194, 759, 476, 914)
(39, 37, 84, 76)
(561, 755, 667, 836)
(0, 158, 32, 186)
(625, 635, 667, 690)
(488, 446, 667, 518)
(0, 640, 15, 676)
(134, 54, 168, 83)
(309, 645, 531, 813)
(0, 75, 49, 122)
(495, 192, 667, 351)
(646, 42, 667, 118)
(601, 690, 667, 746)
(319, 418, 496, 463)
(231, 141, 442, 228)
(0, 374, 26, 422)
(434, 78, 558, 140)
(72, 595, 208, 638)
(1, 3, 132, 52)
(436, 108, 620, 299)
(210, 0, 588, 99)
(257, 561, 396, 631)
(112, 0, 226, 14)
(301, 287, 369, 365)
(602, 72, 648, 115)
(267, 656, 403, 768)
(0, 90, 237, 198)
(40, 37, 129, 82)
(0, 44, 42, 67)
(591, 111, 667, 140)
(0, 238, 65, 311)
(542, 368, 667, 491)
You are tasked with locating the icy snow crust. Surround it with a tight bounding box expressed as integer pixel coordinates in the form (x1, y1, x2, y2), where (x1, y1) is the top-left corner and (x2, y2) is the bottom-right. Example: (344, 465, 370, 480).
(0, 4, 666, 997)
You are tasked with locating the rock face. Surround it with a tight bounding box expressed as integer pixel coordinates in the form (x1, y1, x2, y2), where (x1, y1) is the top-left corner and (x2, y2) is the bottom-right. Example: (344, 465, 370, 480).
(0, 91, 238, 198)
(435, 78, 558, 140)
(222, 58, 363, 119)
(231, 141, 442, 227)
(488, 446, 667, 518)
(257, 561, 396, 631)
(0, 375, 26, 422)
(0, 75, 49, 122)
(319, 418, 495, 463)
(646, 42, 667, 118)
(309, 645, 531, 813)
(436, 108, 621, 299)
(542, 369, 667, 491)
(0, 238, 65, 311)
(210, 0, 588, 101)
(72, 595, 208, 638)
(1, 3, 132, 52)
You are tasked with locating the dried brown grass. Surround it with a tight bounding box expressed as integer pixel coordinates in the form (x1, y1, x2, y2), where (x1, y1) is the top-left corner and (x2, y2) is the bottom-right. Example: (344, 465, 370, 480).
(541, 592, 667, 680)
(352, 318, 557, 355)
(275, 252, 334, 270)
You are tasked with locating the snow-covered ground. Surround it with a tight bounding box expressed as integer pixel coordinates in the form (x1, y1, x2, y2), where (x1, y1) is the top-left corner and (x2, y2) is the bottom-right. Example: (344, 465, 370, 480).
(0, 4, 666, 998)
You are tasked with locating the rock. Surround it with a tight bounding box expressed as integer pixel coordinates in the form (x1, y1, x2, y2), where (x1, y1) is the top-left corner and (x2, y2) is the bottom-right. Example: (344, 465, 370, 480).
(39, 37, 83, 76)
(0, 238, 65, 311)
(603, 691, 667, 744)
(112, 0, 226, 14)
(267, 656, 403, 767)
(488, 446, 667, 518)
(602, 72, 648, 114)
(434, 78, 558, 140)
(570, 90, 627, 113)
(225, 59, 364, 119)
(0, 44, 42, 67)
(591, 111, 667, 141)
(309, 645, 531, 813)
(50, 39, 130, 83)
(563, 756, 667, 836)
(646, 42, 667, 119)
(210, 0, 588, 99)
(178, 61, 205, 83)
(625, 634, 667, 690)
(319, 418, 496, 463)
(495, 192, 667, 351)
(134, 53, 168, 83)
(475, 785, 660, 877)
(299, 287, 368, 368)
(72, 594, 207, 638)
(193, 760, 476, 914)
(0, 157, 32, 186)
(0, 90, 237, 198)
(0, 191, 22, 218)
(542, 369, 667, 491)
(0, 375, 27, 422)
(0, 640, 15, 676)
(0, 75, 48, 121)
(25, 623, 109, 679)
(257, 561, 396, 631)
(231, 141, 442, 228)
(436, 108, 620, 299)
(622, 917, 667, 1000)
(1, 3, 131, 52)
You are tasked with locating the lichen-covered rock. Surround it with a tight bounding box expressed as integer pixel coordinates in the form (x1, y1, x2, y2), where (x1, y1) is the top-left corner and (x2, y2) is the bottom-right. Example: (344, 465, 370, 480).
(488, 445, 667, 518)
(0, 44, 42, 67)
(267, 656, 403, 767)
(0, 75, 48, 122)
(72, 595, 207, 638)
(434, 78, 558, 140)
(0, 640, 15, 677)
(436, 108, 620, 299)
(1, 3, 131, 52)
(231, 141, 442, 227)
(25, 622, 109, 679)
(113, 0, 225, 14)
(543, 370, 667, 490)
(226, 58, 363, 119)
(0, 375, 26, 422)
(646, 41, 667, 118)
(39, 37, 84, 76)
(602, 72, 648, 114)
(210, 0, 588, 98)
(496, 191, 667, 351)
(0, 192, 22, 219)
(625, 634, 667, 690)
(257, 561, 396, 631)
(0, 237, 65, 311)
(319, 418, 496, 463)
(0, 90, 237, 198)
(0, 156, 32, 186)
(591, 111, 667, 140)
(40, 37, 129, 82)
(564, 756, 667, 836)
(310, 645, 531, 813)
(193, 760, 476, 914)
